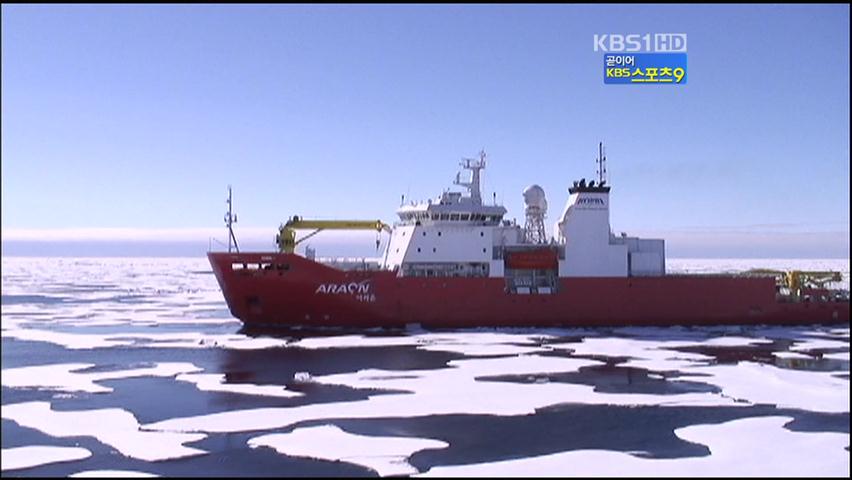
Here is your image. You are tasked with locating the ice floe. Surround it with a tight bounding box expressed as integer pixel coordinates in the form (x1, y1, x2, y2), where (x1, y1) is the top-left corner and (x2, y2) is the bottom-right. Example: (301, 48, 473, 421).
(681, 361, 850, 413)
(789, 338, 850, 353)
(550, 337, 714, 371)
(417, 416, 850, 477)
(772, 351, 812, 360)
(248, 424, 448, 476)
(822, 352, 850, 361)
(176, 373, 303, 398)
(2, 402, 206, 461)
(1, 327, 289, 351)
(70, 470, 158, 477)
(2, 329, 138, 350)
(289, 331, 556, 355)
(1, 445, 91, 472)
(2, 363, 202, 394)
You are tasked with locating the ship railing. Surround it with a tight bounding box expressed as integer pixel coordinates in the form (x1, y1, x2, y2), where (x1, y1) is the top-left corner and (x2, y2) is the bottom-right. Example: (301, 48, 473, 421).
(315, 256, 384, 271)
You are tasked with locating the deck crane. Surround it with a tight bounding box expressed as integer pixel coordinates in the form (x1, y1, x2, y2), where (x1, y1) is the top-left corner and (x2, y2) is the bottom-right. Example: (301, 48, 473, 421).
(275, 215, 392, 254)
(745, 269, 845, 296)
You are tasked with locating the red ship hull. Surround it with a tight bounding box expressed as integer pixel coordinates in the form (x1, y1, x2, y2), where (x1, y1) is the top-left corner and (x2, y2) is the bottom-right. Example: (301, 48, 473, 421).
(209, 252, 850, 328)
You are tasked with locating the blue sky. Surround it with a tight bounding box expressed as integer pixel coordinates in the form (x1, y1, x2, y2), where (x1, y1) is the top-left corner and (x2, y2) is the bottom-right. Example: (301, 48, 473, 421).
(1, 4, 849, 257)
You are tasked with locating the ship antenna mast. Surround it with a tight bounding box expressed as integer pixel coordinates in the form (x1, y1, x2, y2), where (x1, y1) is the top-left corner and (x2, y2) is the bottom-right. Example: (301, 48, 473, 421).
(596, 141, 607, 185)
(455, 149, 486, 205)
(225, 185, 240, 253)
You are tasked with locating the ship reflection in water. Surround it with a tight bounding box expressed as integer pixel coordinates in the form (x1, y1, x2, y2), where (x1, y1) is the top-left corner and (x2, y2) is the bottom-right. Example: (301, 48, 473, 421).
(1, 258, 849, 477)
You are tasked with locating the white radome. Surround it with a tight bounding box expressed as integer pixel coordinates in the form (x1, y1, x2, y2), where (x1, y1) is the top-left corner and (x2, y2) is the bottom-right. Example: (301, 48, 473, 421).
(523, 184, 547, 212)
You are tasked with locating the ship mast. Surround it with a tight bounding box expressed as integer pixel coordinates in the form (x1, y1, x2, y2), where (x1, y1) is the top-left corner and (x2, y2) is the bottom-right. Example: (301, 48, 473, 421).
(596, 142, 607, 185)
(225, 185, 239, 253)
(454, 150, 487, 205)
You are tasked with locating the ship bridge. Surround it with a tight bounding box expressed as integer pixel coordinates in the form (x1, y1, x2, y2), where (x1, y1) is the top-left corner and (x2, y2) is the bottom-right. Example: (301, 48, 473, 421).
(382, 151, 518, 276)
(394, 151, 508, 227)
(395, 200, 508, 227)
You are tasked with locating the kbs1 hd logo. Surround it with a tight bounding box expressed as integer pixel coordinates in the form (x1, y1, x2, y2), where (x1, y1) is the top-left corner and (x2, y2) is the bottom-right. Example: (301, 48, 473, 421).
(594, 33, 688, 85)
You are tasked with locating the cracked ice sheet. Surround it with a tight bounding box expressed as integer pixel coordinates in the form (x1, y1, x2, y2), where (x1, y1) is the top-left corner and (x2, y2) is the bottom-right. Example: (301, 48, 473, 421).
(2, 328, 136, 349)
(1, 445, 92, 472)
(1, 402, 206, 462)
(289, 331, 575, 357)
(680, 361, 850, 413)
(2, 363, 300, 400)
(176, 373, 303, 398)
(119, 332, 289, 350)
(1, 326, 288, 351)
(749, 326, 849, 340)
(417, 416, 850, 477)
(773, 351, 812, 360)
(143, 355, 743, 435)
(550, 337, 715, 371)
(2, 363, 202, 393)
(823, 352, 850, 361)
(249, 425, 448, 476)
(789, 338, 850, 353)
(417, 343, 545, 356)
(289, 331, 556, 353)
(827, 327, 851, 337)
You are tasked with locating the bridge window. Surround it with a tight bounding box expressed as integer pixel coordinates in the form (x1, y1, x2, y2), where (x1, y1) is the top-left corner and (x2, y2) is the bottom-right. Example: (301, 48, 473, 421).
(450, 213, 460, 221)
(460, 213, 470, 221)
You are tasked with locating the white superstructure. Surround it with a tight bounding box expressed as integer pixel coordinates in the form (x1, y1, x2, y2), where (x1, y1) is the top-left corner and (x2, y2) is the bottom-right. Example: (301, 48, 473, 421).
(380, 147, 665, 279)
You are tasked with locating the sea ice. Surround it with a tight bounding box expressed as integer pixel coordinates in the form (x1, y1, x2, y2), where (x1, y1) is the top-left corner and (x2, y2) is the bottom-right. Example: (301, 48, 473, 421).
(2, 402, 207, 461)
(417, 416, 850, 477)
(248, 424, 448, 476)
(1, 445, 91, 472)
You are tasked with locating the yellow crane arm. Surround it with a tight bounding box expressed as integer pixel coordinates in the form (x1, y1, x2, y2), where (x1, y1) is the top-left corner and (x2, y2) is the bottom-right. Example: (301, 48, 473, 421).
(276, 215, 391, 253)
(745, 269, 843, 292)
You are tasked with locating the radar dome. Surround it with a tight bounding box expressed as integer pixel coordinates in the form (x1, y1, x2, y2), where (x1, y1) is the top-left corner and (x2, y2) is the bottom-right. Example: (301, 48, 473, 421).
(523, 184, 548, 211)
